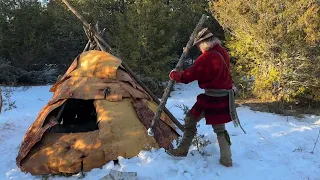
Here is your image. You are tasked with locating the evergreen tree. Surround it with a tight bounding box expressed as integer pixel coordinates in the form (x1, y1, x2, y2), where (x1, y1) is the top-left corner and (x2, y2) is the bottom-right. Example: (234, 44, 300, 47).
(0, 0, 224, 93)
(211, 0, 320, 102)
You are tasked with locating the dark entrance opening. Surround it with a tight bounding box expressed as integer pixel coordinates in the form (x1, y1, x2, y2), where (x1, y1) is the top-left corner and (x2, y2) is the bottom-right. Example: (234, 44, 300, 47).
(48, 99, 98, 133)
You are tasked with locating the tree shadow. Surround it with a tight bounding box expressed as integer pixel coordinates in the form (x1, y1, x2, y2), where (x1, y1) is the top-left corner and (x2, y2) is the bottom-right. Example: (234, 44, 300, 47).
(237, 98, 320, 117)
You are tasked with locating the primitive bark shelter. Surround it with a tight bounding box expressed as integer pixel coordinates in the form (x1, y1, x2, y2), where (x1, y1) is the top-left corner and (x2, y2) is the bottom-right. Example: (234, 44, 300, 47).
(15, 1, 184, 175)
(15, 50, 180, 175)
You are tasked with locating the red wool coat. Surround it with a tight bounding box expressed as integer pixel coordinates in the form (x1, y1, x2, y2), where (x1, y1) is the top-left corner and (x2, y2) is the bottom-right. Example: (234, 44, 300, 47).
(170, 44, 233, 125)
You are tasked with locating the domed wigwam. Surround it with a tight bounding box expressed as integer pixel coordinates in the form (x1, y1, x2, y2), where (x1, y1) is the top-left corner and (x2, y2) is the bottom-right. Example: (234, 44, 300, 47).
(15, 0, 183, 175)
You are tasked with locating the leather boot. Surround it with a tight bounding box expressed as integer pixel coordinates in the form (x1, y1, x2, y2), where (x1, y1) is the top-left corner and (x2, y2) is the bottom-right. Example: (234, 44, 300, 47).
(213, 124, 232, 167)
(166, 113, 197, 157)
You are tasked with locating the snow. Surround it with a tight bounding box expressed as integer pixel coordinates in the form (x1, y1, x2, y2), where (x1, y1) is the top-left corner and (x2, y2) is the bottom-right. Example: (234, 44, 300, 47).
(1, 82, 320, 180)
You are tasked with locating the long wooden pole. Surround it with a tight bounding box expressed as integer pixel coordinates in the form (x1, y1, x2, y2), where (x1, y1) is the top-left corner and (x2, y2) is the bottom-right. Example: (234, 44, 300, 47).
(148, 14, 207, 136)
(61, 0, 184, 131)
(61, 0, 113, 52)
(0, 88, 2, 114)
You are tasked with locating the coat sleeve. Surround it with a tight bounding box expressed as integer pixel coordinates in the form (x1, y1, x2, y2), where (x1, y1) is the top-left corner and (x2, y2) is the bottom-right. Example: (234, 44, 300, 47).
(171, 54, 212, 84)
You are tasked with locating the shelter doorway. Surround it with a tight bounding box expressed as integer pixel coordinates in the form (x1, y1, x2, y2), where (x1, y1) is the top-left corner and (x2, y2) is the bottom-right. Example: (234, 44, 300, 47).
(48, 99, 98, 133)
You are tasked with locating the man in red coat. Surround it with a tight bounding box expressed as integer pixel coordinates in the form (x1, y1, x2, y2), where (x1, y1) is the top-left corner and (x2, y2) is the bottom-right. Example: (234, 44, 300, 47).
(166, 28, 235, 167)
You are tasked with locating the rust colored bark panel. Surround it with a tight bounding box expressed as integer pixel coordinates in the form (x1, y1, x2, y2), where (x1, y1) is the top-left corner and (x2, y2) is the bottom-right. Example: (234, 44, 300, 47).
(50, 50, 121, 92)
(48, 77, 130, 105)
(119, 82, 151, 100)
(16, 100, 66, 167)
(142, 99, 180, 132)
(20, 130, 105, 175)
(69, 51, 121, 79)
(48, 77, 150, 105)
(132, 99, 179, 149)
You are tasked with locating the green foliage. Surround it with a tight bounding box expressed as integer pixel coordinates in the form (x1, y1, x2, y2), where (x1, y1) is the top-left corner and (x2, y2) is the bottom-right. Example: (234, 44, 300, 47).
(0, 0, 85, 73)
(0, 0, 51, 69)
(211, 0, 320, 102)
(0, 0, 224, 95)
(104, 0, 219, 82)
(192, 134, 211, 155)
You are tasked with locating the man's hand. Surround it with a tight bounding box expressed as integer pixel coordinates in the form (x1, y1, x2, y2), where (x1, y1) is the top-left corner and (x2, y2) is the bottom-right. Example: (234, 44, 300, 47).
(169, 69, 176, 80)
(169, 69, 183, 82)
(183, 47, 187, 53)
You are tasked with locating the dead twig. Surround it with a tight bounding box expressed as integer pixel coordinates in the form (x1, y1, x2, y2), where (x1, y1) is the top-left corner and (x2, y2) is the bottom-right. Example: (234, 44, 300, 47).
(311, 128, 320, 154)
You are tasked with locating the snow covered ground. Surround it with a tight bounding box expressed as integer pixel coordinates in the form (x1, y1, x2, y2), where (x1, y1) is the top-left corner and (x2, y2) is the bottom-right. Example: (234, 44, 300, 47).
(0, 82, 319, 180)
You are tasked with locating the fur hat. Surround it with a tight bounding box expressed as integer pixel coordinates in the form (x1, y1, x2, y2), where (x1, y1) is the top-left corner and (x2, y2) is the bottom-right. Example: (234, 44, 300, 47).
(193, 28, 214, 46)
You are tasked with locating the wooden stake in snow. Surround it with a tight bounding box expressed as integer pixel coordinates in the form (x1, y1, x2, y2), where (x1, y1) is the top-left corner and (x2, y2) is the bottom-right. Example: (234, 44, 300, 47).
(148, 14, 207, 136)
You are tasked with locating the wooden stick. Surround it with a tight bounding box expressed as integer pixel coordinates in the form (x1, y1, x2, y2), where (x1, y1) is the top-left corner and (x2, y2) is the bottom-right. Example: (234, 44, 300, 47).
(61, 0, 184, 131)
(56, 102, 66, 122)
(0, 88, 2, 114)
(94, 35, 104, 51)
(61, 0, 113, 52)
(83, 26, 92, 41)
(148, 14, 207, 136)
(83, 41, 90, 52)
